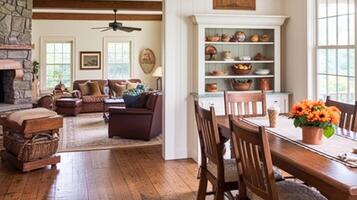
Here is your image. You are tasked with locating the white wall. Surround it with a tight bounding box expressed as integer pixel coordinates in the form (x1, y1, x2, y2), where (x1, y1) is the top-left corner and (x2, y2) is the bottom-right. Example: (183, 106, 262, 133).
(32, 20, 162, 89)
(163, 0, 284, 160)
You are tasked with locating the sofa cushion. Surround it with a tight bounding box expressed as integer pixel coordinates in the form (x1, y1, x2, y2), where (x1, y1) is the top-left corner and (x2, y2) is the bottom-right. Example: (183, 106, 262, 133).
(82, 95, 107, 103)
(88, 81, 102, 96)
(112, 83, 126, 97)
(78, 82, 90, 96)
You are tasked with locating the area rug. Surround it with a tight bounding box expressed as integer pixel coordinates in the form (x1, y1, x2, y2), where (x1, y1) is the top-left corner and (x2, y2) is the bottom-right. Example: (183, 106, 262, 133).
(58, 113, 162, 152)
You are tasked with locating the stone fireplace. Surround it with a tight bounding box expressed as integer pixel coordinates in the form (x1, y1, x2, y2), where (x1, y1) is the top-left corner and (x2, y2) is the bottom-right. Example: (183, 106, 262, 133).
(0, 0, 33, 112)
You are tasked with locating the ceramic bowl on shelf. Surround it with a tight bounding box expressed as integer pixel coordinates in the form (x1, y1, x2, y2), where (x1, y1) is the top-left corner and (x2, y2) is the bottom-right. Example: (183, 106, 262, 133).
(206, 83, 218, 92)
(239, 56, 251, 61)
(255, 69, 270, 75)
(231, 79, 253, 91)
(232, 64, 252, 75)
(209, 70, 227, 76)
(260, 34, 271, 42)
(250, 34, 259, 42)
(221, 34, 230, 42)
(206, 36, 221, 42)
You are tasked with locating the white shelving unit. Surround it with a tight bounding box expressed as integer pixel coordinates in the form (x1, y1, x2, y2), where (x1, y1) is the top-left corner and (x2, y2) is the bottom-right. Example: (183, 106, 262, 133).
(192, 14, 290, 112)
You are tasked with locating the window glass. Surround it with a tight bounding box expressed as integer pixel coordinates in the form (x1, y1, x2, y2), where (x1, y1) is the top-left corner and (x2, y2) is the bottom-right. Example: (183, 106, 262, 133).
(107, 42, 131, 79)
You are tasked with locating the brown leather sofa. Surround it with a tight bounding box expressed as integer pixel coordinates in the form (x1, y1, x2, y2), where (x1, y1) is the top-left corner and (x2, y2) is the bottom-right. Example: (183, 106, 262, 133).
(72, 79, 141, 113)
(108, 92, 162, 141)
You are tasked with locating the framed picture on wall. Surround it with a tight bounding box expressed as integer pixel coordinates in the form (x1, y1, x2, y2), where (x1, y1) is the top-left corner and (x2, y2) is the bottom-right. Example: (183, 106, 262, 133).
(80, 51, 101, 70)
(213, 0, 256, 10)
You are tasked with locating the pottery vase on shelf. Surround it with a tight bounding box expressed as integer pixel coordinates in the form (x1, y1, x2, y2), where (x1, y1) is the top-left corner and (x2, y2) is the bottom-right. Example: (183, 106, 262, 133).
(302, 126, 323, 145)
(235, 31, 246, 42)
(259, 79, 271, 91)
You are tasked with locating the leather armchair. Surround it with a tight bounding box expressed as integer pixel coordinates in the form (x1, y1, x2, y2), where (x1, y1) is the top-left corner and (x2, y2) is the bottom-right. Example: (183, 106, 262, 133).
(108, 93, 162, 141)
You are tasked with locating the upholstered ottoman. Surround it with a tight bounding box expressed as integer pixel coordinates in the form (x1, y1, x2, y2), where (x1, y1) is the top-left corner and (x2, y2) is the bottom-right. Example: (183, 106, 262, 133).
(55, 98, 82, 116)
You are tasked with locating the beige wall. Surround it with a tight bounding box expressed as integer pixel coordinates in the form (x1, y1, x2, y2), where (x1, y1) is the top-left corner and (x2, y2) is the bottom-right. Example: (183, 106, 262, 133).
(282, 0, 310, 102)
(32, 20, 162, 89)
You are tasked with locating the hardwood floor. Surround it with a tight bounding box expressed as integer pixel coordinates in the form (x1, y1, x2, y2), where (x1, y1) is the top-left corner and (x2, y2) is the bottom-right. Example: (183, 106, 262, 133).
(0, 145, 204, 200)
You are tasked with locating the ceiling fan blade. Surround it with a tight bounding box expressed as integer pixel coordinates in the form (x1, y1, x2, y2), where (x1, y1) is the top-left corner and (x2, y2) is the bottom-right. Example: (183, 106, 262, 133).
(91, 27, 110, 29)
(101, 28, 112, 32)
(119, 26, 142, 32)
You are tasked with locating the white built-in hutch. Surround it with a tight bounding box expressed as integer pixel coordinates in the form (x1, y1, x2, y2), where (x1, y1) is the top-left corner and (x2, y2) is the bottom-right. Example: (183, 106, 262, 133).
(191, 14, 290, 114)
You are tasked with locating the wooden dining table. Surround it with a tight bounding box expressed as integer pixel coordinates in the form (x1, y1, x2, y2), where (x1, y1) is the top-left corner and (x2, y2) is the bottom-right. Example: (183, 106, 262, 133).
(216, 115, 357, 200)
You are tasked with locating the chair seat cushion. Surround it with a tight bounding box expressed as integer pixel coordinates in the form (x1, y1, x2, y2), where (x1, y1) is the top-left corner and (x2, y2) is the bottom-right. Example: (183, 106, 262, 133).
(248, 181, 327, 200)
(277, 181, 327, 200)
(207, 159, 239, 182)
(207, 159, 284, 183)
(82, 95, 107, 103)
(7, 108, 58, 126)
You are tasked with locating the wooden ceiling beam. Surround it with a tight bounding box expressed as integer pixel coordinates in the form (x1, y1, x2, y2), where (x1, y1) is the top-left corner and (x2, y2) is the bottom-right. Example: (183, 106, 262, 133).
(33, 0, 162, 11)
(32, 12, 162, 21)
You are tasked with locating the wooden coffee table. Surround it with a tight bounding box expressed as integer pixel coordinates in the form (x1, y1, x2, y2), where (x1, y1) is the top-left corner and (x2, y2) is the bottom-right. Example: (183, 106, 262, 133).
(103, 98, 125, 123)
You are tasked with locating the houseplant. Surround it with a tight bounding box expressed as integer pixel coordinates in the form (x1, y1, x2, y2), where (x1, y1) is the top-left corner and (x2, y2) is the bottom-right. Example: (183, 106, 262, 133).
(290, 100, 341, 145)
(32, 61, 40, 99)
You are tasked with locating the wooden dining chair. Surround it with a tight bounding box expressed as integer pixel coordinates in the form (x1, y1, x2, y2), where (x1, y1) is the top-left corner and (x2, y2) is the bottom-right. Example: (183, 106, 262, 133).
(229, 117, 327, 200)
(224, 91, 267, 117)
(194, 101, 239, 200)
(325, 96, 357, 132)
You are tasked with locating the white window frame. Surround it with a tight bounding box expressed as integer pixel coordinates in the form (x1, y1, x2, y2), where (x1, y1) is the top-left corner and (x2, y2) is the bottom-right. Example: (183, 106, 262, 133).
(40, 36, 76, 92)
(314, 0, 357, 103)
(103, 37, 134, 79)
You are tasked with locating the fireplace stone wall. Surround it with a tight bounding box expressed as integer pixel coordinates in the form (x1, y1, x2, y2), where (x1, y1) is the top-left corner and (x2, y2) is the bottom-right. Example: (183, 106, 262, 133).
(0, 0, 32, 105)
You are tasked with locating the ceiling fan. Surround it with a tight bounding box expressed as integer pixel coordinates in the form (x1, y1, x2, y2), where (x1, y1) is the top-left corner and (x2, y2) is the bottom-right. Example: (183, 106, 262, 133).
(91, 9, 142, 32)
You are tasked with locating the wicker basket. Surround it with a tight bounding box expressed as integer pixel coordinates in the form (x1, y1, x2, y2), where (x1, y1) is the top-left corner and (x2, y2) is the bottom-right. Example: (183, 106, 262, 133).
(3, 133, 59, 162)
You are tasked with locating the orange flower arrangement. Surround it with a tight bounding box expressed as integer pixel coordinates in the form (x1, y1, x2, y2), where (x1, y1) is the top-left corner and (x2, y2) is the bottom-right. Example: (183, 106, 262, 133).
(290, 100, 341, 138)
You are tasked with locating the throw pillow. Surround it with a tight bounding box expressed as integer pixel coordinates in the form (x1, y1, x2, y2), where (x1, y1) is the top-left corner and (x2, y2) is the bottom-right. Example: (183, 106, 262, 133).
(88, 81, 102, 96)
(127, 81, 138, 90)
(78, 82, 90, 96)
(112, 83, 126, 97)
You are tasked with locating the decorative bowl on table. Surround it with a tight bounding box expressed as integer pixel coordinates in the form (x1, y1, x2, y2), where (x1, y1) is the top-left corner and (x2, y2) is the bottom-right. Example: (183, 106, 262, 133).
(231, 79, 253, 91)
(255, 69, 270, 75)
(206, 36, 221, 42)
(206, 83, 218, 92)
(232, 64, 252, 75)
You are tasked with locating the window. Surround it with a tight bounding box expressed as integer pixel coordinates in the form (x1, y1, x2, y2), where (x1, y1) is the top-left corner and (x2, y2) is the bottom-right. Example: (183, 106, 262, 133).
(106, 41, 132, 79)
(43, 41, 73, 90)
(316, 0, 355, 103)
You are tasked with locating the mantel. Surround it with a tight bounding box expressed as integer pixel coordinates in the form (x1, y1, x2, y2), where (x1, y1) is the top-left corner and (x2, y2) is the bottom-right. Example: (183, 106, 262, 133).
(0, 59, 24, 79)
(0, 44, 32, 50)
(192, 14, 288, 26)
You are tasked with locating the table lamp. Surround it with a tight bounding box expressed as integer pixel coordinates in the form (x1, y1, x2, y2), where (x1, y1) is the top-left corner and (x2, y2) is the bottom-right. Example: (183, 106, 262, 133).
(152, 66, 162, 90)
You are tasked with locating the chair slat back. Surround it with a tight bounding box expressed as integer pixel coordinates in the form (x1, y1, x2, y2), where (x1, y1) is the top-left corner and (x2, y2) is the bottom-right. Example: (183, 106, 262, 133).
(230, 117, 279, 200)
(326, 96, 357, 131)
(194, 101, 224, 168)
(224, 91, 267, 117)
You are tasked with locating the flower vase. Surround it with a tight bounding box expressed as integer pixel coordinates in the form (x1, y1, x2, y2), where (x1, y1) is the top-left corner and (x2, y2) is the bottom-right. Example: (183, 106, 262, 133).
(302, 126, 323, 145)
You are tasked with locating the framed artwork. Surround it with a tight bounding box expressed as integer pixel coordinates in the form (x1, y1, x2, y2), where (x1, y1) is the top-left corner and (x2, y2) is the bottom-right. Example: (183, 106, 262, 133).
(80, 51, 101, 70)
(139, 48, 156, 74)
(213, 0, 256, 10)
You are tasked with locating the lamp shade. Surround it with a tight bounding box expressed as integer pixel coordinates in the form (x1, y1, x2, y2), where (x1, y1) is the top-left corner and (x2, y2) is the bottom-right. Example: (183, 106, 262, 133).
(152, 66, 162, 77)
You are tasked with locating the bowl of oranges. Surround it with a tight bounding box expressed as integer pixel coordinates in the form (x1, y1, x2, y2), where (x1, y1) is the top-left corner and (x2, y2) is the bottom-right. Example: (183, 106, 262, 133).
(232, 64, 252, 75)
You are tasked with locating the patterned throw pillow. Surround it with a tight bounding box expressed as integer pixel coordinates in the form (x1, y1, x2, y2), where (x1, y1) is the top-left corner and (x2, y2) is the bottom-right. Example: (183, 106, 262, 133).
(112, 83, 126, 97)
(88, 81, 102, 96)
(78, 82, 90, 96)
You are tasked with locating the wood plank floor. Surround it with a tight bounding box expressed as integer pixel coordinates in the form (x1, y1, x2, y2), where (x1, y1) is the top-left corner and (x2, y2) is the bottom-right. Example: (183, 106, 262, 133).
(0, 145, 206, 200)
